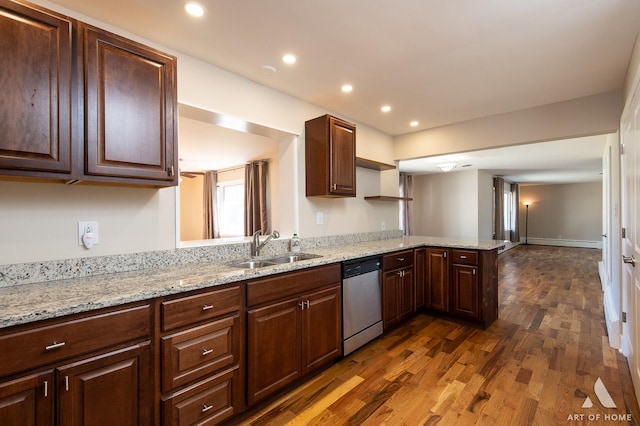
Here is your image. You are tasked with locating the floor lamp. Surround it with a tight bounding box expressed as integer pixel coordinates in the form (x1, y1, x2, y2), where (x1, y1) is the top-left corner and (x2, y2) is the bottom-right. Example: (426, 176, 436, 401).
(524, 202, 530, 245)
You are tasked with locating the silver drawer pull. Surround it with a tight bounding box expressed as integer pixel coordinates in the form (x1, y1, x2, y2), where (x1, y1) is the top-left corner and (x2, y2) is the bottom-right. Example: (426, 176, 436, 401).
(202, 304, 214, 311)
(64, 375, 69, 391)
(44, 381, 48, 398)
(202, 348, 214, 356)
(398, 257, 405, 261)
(460, 255, 467, 259)
(202, 403, 213, 413)
(45, 341, 66, 351)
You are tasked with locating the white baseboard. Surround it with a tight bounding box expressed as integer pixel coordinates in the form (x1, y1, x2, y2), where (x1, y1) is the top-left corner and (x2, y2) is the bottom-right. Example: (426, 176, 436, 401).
(498, 241, 519, 254)
(519, 237, 602, 249)
(603, 286, 621, 350)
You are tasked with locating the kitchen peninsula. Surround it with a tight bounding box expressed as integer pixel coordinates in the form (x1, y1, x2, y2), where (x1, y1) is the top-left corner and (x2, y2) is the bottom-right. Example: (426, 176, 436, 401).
(0, 234, 506, 425)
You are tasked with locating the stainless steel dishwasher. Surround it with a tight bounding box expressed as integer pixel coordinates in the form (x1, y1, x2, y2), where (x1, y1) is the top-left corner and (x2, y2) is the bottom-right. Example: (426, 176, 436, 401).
(342, 256, 383, 355)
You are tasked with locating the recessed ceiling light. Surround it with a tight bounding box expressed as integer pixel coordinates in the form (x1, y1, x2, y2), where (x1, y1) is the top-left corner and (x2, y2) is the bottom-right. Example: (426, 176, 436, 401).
(381, 105, 391, 113)
(282, 54, 297, 64)
(184, 1, 206, 17)
(341, 84, 353, 93)
(410, 121, 419, 127)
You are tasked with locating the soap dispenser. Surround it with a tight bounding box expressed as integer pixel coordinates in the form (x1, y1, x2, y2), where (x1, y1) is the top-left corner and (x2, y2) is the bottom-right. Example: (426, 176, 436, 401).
(291, 233, 301, 252)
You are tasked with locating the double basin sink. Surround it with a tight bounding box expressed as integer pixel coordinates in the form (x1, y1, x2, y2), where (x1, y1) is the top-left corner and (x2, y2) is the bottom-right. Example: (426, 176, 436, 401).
(228, 253, 322, 270)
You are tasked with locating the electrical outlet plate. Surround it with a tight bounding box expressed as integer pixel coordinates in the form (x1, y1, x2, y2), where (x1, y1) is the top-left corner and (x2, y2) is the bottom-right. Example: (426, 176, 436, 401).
(78, 221, 99, 246)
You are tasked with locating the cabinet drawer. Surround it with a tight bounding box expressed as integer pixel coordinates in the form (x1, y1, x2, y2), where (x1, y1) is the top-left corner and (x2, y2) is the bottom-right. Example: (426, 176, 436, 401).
(452, 250, 478, 265)
(161, 286, 240, 332)
(247, 264, 340, 307)
(382, 250, 414, 271)
(0, 304, 150, 378)
(162, 367, 240, 426)
(161, 315, 239, 393)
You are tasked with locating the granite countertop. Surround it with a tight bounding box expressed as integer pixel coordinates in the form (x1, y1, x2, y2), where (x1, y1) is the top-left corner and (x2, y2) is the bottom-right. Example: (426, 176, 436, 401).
(0, 236, 506, 329)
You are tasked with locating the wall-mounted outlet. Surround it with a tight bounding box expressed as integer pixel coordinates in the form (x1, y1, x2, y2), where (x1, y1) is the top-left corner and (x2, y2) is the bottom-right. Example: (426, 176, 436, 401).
(381, 221, 386, 230)
(78, 221, 99, 246)
(316, 212, 324, 225)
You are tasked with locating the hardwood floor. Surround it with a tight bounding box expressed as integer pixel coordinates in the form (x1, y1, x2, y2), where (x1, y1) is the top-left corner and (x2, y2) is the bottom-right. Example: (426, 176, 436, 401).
(240, 246, 640, 425)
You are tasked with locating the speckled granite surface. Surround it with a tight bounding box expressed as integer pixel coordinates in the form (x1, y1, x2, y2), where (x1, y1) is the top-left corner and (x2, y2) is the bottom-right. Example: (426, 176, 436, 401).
(0, 234, 507, 329)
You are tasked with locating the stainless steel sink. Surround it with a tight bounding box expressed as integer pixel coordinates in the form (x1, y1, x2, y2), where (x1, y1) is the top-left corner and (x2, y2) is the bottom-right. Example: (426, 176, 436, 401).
(268, 253, 323, 264)
(227, 260, 277, 269)
(228, 253, 322, 269)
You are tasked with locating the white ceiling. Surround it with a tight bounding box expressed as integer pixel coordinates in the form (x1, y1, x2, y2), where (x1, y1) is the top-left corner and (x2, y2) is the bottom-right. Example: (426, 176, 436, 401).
(45, 0, 639, 181)
(398, 134, 609, 184)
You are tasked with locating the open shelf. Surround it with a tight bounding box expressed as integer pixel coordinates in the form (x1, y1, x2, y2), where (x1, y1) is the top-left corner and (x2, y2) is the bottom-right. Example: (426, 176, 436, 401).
(355, 157, 396, 171)
(364, 196, 413, 201)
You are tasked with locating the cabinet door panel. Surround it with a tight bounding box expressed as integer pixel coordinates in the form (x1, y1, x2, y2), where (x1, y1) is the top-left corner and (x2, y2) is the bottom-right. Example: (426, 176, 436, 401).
(0, 370, 54, 426)
(0, 1, 72, 174)
(329, 118, 355, 195)
(426, 249, 449, 312)
(247, 299, 300, 405)
(452, 265, 479, 319)
(399, 269, 414, 319)
(414, 248, 426, 310)
(83, 24, 176, 183)
(57, 342, 151, 426)
(301, 286, 341, 374)
(382, 271, 401, 329)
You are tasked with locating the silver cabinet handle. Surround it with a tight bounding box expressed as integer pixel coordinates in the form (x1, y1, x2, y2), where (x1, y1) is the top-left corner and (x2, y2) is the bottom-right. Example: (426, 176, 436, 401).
(332, 183, 337, 190)
(623, 255, 636, 267)
(472, 268, 476, 276)
(45, 341, 66, 351)
(305, 300, 310, 309)
(202, 304, 214, 311)
(398, 257, 405, 261)
(298, 302, 305, 310)
(202, 349, 214, 356)
(64, 376, 69, 392)
(460, 255, 467, 259)
(202, 403, 213, 413)
(44, 381, 48, 398)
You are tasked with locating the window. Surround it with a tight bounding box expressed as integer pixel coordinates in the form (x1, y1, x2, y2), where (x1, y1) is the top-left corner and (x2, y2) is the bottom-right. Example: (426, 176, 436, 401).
(216, 179, 244, 237)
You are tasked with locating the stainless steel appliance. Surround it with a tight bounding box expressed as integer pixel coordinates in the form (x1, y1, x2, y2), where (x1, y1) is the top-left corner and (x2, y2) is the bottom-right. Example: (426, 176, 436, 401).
(342, 256, 383, 355)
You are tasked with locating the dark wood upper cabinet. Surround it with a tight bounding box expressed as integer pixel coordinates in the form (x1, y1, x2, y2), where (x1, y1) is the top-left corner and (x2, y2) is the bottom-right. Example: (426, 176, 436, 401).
(0, 0, 74, 176)
(81, 24, 177, 184)
(0, 1, 177, 186)
(305, 114, 356, 197)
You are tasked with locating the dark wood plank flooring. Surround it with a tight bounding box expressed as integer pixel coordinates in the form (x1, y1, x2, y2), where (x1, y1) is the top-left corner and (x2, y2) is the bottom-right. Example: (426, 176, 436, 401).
(241, 245, 640, 425)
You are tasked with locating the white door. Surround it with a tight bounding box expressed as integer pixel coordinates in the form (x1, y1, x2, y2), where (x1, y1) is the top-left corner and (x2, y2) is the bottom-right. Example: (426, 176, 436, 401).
(621, 86, 640, 405)
(602, 144, 610, 288)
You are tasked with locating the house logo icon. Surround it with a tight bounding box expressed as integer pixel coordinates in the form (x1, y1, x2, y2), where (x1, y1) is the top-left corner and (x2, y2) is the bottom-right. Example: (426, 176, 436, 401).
(582, 377, 616, 409)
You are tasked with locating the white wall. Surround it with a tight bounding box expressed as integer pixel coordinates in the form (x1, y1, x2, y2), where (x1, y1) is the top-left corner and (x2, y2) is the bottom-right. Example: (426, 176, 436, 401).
(0, 0, 397, 265)
(412, 169, 480, 238)
(477, 171, 494, 240)
(394, 91, 621, 162)
(518, 182, 603, 242)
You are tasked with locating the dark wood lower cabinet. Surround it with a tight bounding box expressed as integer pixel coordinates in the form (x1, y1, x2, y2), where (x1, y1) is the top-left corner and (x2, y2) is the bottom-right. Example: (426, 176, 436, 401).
(425, 248, 450, 312)
(0, 370, 54, 426)
(416, 247, 499, 328)
(247, 298, 300, 405)
(57, 342, 151, 426)
(247, 285, 341, 405)
(451, 264, 479, 319)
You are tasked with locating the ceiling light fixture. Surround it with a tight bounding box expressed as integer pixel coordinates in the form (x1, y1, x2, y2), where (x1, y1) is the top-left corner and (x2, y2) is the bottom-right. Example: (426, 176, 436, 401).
(282, 54, 297, 64)
(437, 163, 456, 172)
(381, 105, 391, 113)
(341, 84, 353, 93)
(184, 1, 206, 17)
(410, 121, 419, 127)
